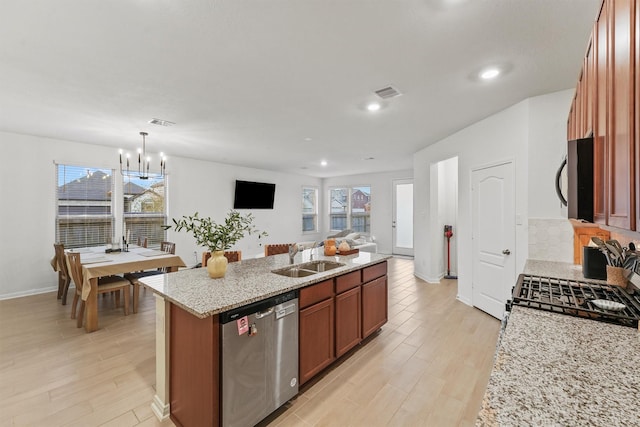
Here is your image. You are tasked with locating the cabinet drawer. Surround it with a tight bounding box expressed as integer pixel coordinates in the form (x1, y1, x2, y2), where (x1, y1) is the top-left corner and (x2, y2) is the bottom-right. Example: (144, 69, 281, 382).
(299, 279, 334, 309)
(335, 270, 362, 294)
(362, 261, 387, 283)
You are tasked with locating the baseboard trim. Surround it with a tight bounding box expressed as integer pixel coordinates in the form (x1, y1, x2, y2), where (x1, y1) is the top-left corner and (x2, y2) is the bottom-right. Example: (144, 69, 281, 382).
(151, 394, 171, 421)
(0, 285, 62, 301)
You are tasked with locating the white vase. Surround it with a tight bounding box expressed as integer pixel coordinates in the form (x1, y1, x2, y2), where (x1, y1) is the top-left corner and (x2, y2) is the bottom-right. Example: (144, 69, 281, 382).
(207, 250, 228, 279)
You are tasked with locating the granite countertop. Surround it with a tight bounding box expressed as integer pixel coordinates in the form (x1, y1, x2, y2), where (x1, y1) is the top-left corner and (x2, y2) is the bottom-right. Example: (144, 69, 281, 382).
(523, 259, 607, 284)
(477, 306, 640, 426)
(139, 250, 391, 318)
(478, 259, 640, 426)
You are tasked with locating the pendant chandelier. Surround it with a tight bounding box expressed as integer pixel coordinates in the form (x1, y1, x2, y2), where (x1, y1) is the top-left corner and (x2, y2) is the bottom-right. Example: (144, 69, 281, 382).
(119, 131, 166, 180)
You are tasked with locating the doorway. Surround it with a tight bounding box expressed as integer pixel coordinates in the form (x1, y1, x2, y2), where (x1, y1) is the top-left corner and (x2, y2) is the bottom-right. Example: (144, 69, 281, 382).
(392, 179, 413, 256)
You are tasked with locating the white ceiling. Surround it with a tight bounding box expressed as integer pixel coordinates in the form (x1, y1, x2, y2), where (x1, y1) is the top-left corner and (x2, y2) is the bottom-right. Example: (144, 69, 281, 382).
(0, 0, 600, 178)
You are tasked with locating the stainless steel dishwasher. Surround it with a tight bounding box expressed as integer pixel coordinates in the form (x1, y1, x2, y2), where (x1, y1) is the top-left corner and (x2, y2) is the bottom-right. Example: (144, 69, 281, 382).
(220, 290, 298, 427)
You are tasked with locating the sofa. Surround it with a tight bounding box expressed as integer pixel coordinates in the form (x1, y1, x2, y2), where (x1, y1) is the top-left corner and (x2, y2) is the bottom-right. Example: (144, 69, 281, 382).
(325, 229, 378, 253)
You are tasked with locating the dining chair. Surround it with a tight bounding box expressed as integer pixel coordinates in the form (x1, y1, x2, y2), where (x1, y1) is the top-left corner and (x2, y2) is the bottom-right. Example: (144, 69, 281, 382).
(160, 241, 176, 255)
(136, 236, 148, 248)
(264, 244, 292, 256)
(67, 252, 131, 328)
(202, 250, 242, 267)
(126, 241, 176, 314)
(53, 243, 72, 305)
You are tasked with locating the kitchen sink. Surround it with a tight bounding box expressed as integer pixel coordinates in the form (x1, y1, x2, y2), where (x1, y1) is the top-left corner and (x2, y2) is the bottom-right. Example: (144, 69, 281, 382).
(271, 261, 345, 278)
(298, 260, 345, 272)
(272, 267, 318, 278)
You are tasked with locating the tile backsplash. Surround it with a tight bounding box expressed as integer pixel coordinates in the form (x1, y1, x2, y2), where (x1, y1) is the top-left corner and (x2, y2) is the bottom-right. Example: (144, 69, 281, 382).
(528, 218, 574, 263)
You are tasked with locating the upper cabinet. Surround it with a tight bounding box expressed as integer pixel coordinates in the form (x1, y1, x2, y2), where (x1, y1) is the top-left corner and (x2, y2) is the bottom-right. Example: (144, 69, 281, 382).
(608, 0, 636, 230)
(570, 0, 637, 231)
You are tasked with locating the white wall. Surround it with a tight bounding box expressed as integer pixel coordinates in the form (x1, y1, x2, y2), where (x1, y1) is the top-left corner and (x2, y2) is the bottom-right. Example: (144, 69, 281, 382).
(414, 89, 575, 304)
(323, 169, 413, 254)
(437, 157, 458, 276)
(0, 131, 322, 299)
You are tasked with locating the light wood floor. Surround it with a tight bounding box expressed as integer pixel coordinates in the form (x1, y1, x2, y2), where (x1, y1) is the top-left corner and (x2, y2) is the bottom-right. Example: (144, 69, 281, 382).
(0, 258, 500, 427)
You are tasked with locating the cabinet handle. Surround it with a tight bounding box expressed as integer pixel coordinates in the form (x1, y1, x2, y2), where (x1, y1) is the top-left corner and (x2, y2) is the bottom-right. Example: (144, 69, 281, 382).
(502, 249, 511, 255)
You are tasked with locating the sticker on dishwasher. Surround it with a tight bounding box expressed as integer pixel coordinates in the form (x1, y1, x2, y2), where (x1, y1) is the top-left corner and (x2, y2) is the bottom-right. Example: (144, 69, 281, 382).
(237, 316, 249, 335)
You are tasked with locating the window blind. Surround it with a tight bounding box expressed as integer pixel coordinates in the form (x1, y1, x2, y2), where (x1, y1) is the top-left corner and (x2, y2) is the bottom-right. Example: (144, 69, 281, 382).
(55, 164, 115, 249)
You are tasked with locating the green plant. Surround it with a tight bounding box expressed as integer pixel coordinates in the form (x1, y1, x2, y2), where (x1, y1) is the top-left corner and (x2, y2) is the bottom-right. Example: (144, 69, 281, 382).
(164, 211, 267, 252)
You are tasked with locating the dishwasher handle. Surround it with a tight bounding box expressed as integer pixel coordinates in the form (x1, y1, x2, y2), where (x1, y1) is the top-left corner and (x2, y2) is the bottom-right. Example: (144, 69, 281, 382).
(254, 307, 275, 319)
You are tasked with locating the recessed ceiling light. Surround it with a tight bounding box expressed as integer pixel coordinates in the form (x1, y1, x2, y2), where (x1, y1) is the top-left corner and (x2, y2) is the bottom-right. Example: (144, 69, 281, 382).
(304, 137, 312, 142)
(366, 102, 381, 112)
(480, 68, 500, 80)
(321, 160, 328, 167)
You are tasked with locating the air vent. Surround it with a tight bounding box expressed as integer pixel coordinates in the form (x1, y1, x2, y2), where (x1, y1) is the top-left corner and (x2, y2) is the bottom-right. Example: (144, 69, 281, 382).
(148, 118, 175, 127)
(374, 86, 402, 99)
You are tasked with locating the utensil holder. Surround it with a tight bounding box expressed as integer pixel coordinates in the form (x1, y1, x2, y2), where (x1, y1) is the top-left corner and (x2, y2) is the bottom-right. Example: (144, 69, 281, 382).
(606, 265, 628, 288)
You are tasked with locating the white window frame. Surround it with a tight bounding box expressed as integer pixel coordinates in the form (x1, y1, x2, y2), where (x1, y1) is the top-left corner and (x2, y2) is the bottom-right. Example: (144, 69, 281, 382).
(55, 163, 116, 249)
(328, 185, 371, 235)
(302, 186, 318, 233)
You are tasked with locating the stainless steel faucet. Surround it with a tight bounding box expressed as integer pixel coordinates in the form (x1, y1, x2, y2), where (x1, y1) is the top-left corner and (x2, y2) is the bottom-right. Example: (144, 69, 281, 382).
(288, 243, 299, 264)
(309, 241, 318, 260)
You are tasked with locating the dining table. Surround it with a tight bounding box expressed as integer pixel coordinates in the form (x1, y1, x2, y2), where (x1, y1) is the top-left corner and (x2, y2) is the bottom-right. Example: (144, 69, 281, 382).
(67, 245, 186, 332)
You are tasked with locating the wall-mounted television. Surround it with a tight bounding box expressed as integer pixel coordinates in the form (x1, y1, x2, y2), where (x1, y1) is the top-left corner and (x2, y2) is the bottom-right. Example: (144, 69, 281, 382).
(233, 180, 276, 209)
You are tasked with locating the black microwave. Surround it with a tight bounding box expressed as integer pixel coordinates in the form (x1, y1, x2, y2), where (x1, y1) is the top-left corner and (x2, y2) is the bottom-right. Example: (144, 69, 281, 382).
(555, 137, 593, 222)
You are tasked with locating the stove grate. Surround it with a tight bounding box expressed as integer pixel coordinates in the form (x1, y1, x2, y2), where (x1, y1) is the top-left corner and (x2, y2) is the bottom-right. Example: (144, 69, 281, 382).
(511, 274, 640, 328)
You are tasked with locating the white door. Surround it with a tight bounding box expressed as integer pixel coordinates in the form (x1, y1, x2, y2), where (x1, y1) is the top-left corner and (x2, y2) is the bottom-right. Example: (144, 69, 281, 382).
(472, 161, 515, 319)
(392, 179, 414, 256)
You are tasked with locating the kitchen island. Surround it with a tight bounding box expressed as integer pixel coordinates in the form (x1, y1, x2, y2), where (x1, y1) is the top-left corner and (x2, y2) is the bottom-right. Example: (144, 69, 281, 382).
(477, 260, 640, 426)
(140, 250, 391, 426)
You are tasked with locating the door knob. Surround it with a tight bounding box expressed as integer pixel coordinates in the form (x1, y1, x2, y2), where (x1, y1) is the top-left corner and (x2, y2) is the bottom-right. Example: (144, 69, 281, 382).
(502, 249, 511, 255)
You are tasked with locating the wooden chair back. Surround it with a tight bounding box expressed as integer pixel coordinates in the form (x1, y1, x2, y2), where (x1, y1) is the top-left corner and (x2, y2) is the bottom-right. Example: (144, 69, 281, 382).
(264, 244, 292, 256)
(160, 241, 176, 254)
(66, 252, 84, 297)
(54, 243, 72, 304)
(202, 251, 242, 267)
(136, 236, 148, 248)
(67, 251, 131, 327)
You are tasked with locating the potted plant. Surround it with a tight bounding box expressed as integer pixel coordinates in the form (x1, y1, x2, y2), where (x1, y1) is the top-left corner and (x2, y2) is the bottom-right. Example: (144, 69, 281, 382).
(164, 211, 267, 278)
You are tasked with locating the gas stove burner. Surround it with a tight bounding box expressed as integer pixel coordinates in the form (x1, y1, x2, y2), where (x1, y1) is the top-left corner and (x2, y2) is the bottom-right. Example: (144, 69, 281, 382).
(510, 274, 640, 328)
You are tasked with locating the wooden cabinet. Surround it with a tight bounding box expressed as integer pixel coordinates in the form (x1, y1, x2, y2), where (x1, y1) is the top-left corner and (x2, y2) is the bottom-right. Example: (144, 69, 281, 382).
(170, 305, 220, 427)
(335, 286, 362, 357)
(362, 276, 388, 338)
(571, 0, 638, 231)
(571, 220, 611, 264)
(636, 0, 640, 229)
(361, 262, 388, 339)
(299, 262, 388, 384)
(299, 280, 334, 385)
(595, 1, 609, 224)
(607, 0, 636, 230)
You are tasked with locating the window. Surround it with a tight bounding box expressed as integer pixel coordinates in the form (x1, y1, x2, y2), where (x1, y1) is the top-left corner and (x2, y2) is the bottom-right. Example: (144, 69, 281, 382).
(329, 186, 371, 233)
(123, 175, 167, 249)
(302, 187, 318, 232)
(56, 164, 115, 248)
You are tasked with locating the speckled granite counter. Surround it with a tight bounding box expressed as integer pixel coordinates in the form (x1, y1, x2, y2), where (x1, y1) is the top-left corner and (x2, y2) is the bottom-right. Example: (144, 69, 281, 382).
(139, 251, 390, 318)
(477, 259, 640, 426)
(523, 259, 607, 284)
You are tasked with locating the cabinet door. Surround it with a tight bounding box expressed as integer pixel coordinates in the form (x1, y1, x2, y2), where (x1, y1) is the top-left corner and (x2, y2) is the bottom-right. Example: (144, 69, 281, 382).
(594, 1, 609, 225)
(299, 298, 334, 385)
(584, 37, 595, 136)
(362, 276, 388, 339)
(636, 0, 640, 229)
(170, 305, 220, 427)
(607, 0, 636, 230)
(335, 286, 361, 358)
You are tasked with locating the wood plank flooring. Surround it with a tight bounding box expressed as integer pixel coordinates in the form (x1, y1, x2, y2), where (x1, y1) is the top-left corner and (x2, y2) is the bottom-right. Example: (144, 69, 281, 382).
(0, 258, 500, 426)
